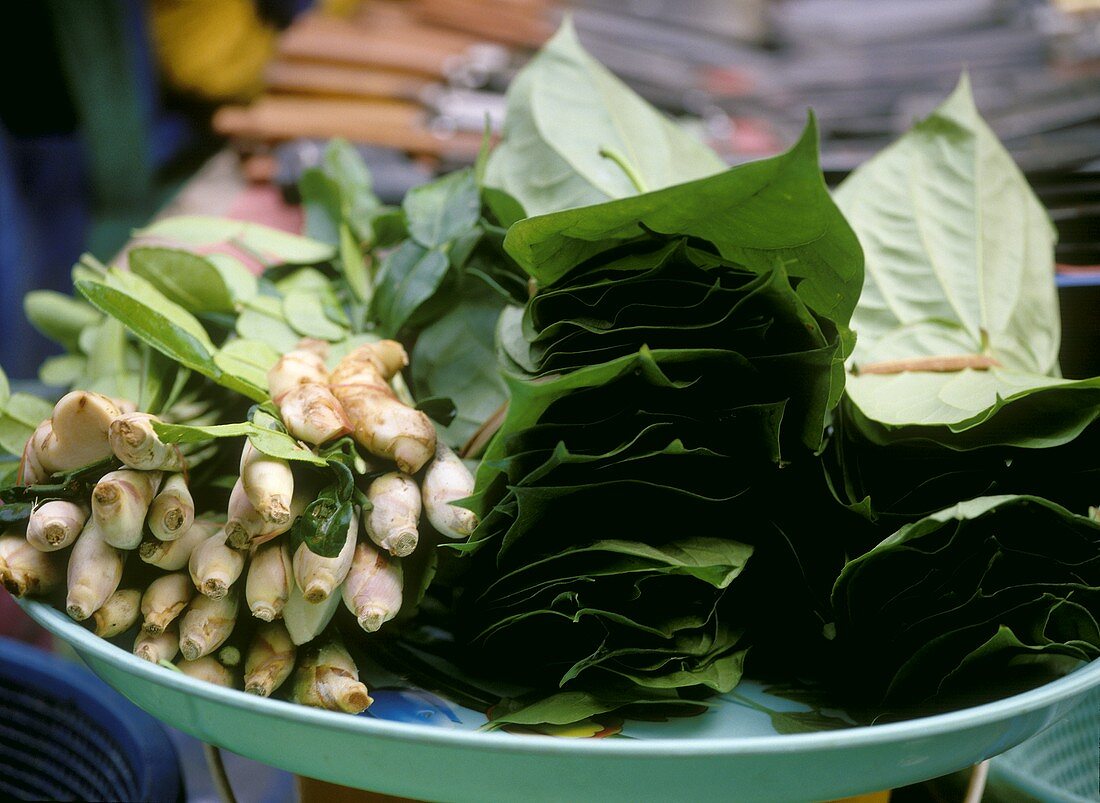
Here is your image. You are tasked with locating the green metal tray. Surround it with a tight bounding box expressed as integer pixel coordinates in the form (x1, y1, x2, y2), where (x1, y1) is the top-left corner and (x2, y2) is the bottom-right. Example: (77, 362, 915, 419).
(20, 600, 1100, 802)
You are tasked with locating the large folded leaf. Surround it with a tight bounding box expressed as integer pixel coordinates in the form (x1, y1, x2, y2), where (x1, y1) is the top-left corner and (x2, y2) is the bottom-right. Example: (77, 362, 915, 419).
(484, 19, 725, 216)
(833, 76, 1098, 447)
(831, 495, 1100, 702)
(505, 118, 862, 334)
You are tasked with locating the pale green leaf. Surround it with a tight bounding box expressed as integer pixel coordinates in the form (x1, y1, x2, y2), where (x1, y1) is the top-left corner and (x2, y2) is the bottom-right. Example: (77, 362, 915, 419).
(23, 291, 102, 351)
(0, 393, 55, 456)
(206, 253, 259, 303)
(283, 290, 348, 341)
(38, 354, 88, 387)
(152, 420, 327, 465)
(136, 215, 335, 265)
(372, 241, 451, 336)
(403, 168, 480, 248)
(339, 224, 371, 304)
(834, 77, 1077, 444)
(214, 339, 280, 394)
(484, 19, 725, 216)
(237, 300, 301, 353)
(76, 274, 218, 376)
(411, 294, 511, 448)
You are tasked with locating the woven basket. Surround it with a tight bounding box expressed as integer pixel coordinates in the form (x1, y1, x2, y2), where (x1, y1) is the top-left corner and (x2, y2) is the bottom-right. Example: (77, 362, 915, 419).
(990, 687, 1100, 802)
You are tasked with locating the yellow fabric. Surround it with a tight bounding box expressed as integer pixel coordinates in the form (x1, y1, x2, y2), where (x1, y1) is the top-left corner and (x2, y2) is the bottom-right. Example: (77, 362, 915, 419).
(149, 0, 277, 101)
(319, 0, 361, 17)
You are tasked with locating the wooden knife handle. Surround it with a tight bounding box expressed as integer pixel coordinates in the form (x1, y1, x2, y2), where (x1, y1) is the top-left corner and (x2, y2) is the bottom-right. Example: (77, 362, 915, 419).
(214, 96, 482, 158)
(265, 61, 431, 102)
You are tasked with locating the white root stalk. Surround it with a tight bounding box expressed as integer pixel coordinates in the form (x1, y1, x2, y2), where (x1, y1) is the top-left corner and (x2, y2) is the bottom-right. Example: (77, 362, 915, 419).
(34, 391, 121, 474)
(291, 638, 372, 714)
(267, 349, 329, 403)
(329, 340, 436, 474)
(147, 473, 194, 541)
(18, 421, 51, 485)
(0, 534, 64, 597)
(342, 541, 403, 633)
(93, 470, 163, 549)
(218, 645, 242, 668)
(421, 442, 479, 539)
(244, 621, 296, 697)
(365, 472, 421, 557)
(109, 412, 185, 471)
(292, 514, 357, 603)
(66, 522, 125, 621)
(239, 440, 294, 525)
(246, 539, 293, 621)
(295, 338, 330, 359)
(226, 478, 306, 549)
(282, 581, 341, 646)
(178, 588, 239, 661)
(92, 589, 142, 638)
(189, 530, 246, 599)
(277, 383, 351, 445)
(26, 500, 89, 552)
(141, 572, 194, 634)
(178, 656, 234, 687)
(134, 624, 179, 663)
(111, 397, 138, 415)
(139, 518, 221, 571)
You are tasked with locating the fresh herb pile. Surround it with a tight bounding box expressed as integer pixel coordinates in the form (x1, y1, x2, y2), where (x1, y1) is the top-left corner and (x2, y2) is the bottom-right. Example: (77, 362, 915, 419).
(0, 22, 1097, 727)
(0, 125, 524, 712)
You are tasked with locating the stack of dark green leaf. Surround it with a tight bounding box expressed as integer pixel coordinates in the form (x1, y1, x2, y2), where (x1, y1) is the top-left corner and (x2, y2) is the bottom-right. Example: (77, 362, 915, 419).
(455, 122, 863, 704)
(824, 76, 1100, 704)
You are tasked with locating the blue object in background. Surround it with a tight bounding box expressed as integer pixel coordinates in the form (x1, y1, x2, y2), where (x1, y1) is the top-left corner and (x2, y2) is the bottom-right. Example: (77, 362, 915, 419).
(0, 636, 182, 802)
(0, 0, 196, 381)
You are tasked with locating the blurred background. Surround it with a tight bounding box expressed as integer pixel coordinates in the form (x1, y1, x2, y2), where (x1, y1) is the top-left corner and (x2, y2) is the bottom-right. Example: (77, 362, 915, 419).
(2, 0, 1099, 381)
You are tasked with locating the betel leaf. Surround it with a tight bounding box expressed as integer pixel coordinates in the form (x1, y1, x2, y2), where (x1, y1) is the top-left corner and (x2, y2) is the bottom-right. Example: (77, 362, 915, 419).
(372, 240, 451, 337)
(484, 19, 725, 216)
(504, 117, 862, 336)
(833, 76, 1098, 447)
(411, 291, 512, 448)
(831, 494, 1100, 702)
(128, 247, 236, 314)
(136, 215, 335, 265)
(403, 168, 481, 249)
(0, 392, 54, 457)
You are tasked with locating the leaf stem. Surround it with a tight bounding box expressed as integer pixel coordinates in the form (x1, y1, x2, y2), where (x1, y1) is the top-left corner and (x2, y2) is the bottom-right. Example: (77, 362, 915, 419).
(853, 354, 1001, 375)
(599, 146, 648, 193)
